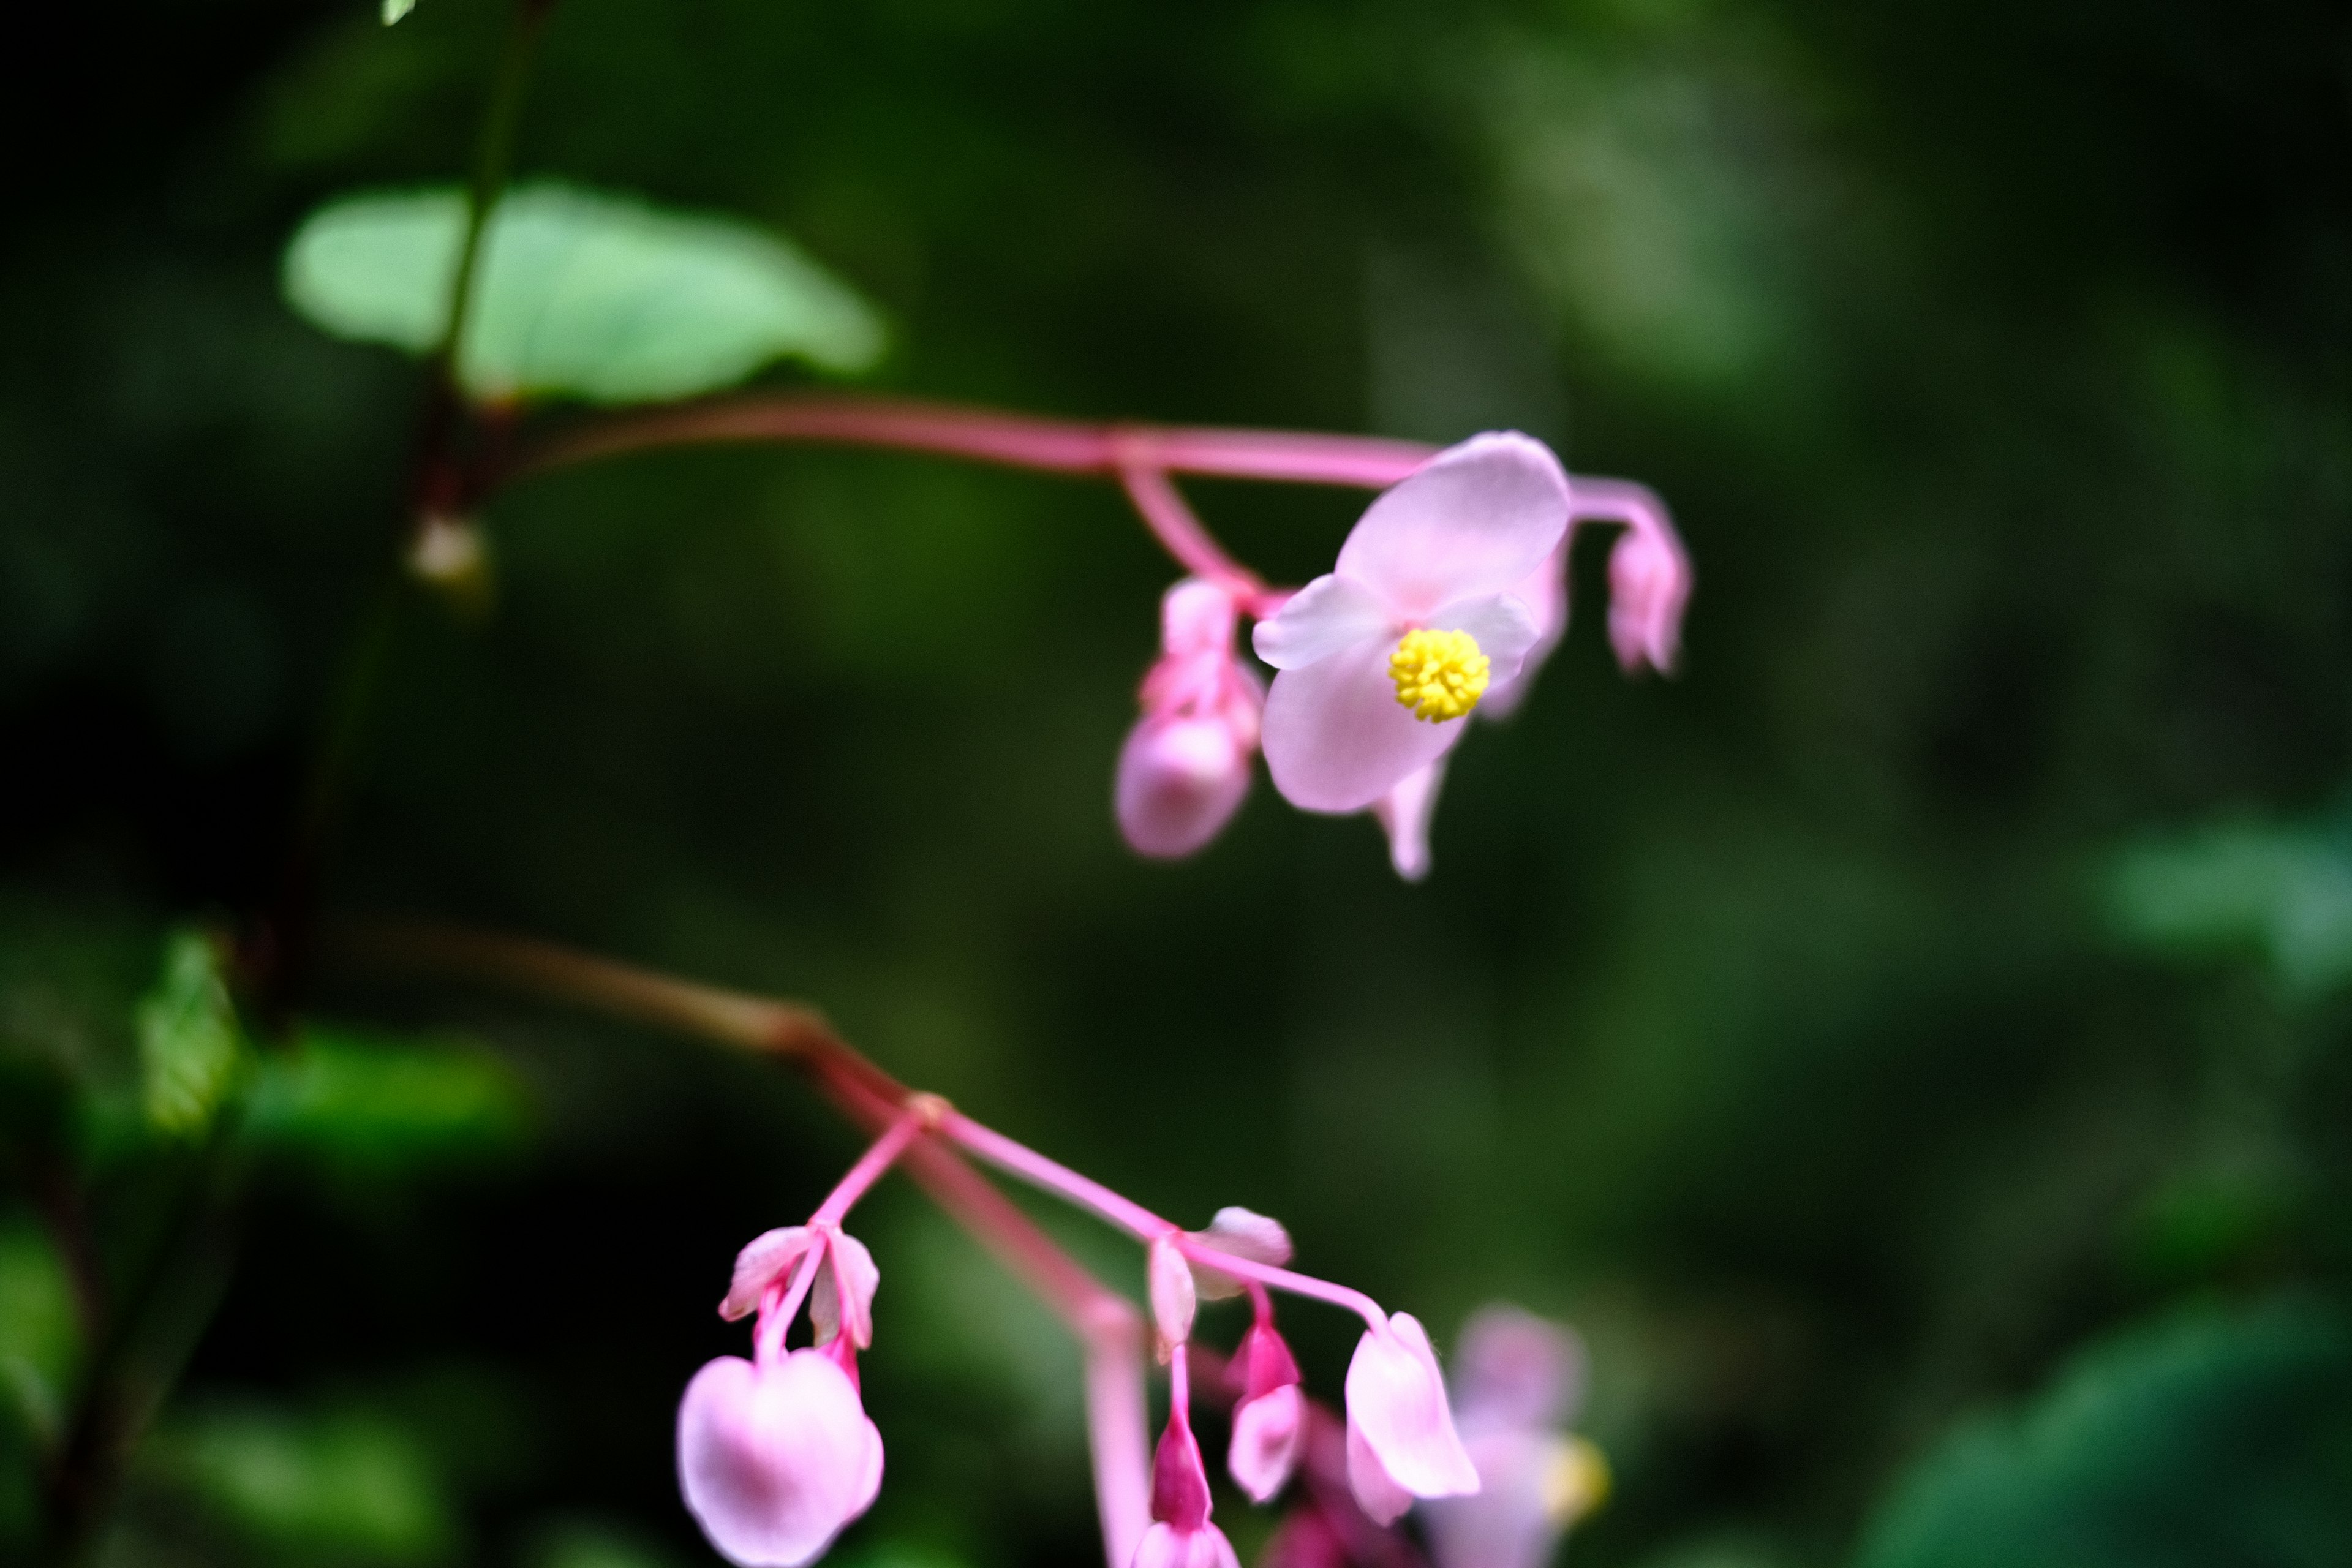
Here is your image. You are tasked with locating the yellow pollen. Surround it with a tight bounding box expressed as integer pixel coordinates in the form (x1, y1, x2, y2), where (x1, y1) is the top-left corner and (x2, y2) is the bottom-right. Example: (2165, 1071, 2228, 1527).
(1539, 1436, 1611, 1527)
(1388, 628, 1489, 722)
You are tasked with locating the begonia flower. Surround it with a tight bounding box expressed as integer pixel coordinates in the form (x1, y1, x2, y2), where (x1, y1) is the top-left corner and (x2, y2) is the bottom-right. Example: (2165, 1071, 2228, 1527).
(1135, 1357, 1242, 1568)
(677, 1345, 884, 1567)
(1418, 1306, 1608, 1568)
(1252, 433, 1570, 813)
(1118, 579, 1264, 858)
(1343, 1311, 1480, 1523)
(1226, 1321, 1305, 1502)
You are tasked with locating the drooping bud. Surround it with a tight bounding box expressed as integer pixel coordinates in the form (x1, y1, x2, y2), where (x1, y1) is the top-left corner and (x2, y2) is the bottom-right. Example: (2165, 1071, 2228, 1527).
(677, 1351, 884, 1567)
(1343, 1312, 1479, 1523)
(1117, 579, 1264, 860)
(1607, 526, 1690, 675)
(1134, 1401, 1240, 1568)
(1226, 1320, 1305, 1501)
(1187, 1206, 1293, 1301)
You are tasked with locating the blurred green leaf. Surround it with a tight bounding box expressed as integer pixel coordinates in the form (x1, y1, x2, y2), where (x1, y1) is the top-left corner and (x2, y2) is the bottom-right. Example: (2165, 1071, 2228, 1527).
(135, 932, 250, 1139)
(149, 1402, 456, 1562)
(282, 182, 886, 403)
(381, 0, 418, 23)
(1854, 1300, 2352, 1568)
(0, 1221, 78, 1449)
(526, 1519, 682, 1568)
(244, 1026, 528, 1167)
(2106, 808, 2352, 992)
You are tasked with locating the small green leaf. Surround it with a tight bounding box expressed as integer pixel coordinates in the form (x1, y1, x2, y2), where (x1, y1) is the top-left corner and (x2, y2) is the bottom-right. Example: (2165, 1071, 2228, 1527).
(136, 932, 249, 1138)
(282, 182, 886, 404)
(381, 0, 418, 23)
(245, 1025, 527, 1167)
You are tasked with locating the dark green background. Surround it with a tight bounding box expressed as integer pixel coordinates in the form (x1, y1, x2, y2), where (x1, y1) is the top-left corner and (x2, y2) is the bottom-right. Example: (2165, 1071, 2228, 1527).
(3, 2, 2349, 1566)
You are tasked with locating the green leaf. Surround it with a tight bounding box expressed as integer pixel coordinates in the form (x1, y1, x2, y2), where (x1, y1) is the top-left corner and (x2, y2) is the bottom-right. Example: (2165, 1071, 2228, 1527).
(2106, 809, 2352, 992)
(244, 1025, 528, 1167)
(0, 1223, 79, 1449)
(1854, 1300, 2352, 1568)
(149, 1402, 454, 1561)
(282, 181, 886, 403)
(135, 931, 249, 1138)
(380, 0, 418, 22)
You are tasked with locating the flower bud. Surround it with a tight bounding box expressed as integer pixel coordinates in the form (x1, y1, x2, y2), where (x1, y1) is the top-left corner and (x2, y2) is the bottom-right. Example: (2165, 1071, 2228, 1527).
(1607, 526, 1689, 675)
(677, 1351, 884, 1567)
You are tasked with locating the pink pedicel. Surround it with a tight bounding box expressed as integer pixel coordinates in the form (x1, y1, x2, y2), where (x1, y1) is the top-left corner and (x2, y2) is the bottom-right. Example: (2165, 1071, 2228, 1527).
(1133, 1348, 1243, 1568)
(1117, 579, 1265, 859)
(1226, 1318, 1305, 1501)
(1343, 1312, 1481, 1525)
(1253, 434, 1569, 813)
(1419, 1306, 1604, 1568)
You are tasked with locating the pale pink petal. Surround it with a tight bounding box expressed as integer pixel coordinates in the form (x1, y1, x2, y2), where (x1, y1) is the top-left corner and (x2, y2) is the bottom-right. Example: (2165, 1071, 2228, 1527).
(1452, 1306, 1585, 1430)
(1371, 759, 1447, 884)
(1149, 1236, 1197, 1347)
(809, 1231, 880, 1349)
(1480, 542, 1568, 719)
(677, 1351, 886, 1567)
(1117, 714, 1254, 859)
(1133, 1521, 1243, 1568)
(1426, 593, 1541, 684)
(1228, 1384, 1304, 1502)
(1344, 1420, 1419, 1526)
(1420, 1430, 1570, 1568)
(1262, 639, 1463, 813)
(1188, 1207, 1293, 1301)
(1251, 574, 1392, 671)
(1333, 434, 1570, 621)
(721, 1227, 818, 1322)
(1343, 1312, 1480, 1519)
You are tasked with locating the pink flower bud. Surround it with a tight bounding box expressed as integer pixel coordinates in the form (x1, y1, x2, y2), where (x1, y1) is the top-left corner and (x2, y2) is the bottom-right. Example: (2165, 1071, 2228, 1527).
(1136, 1414, 1242, 1568)
(677, 1351, 884, 1567)
(1187, 1206, 1292, 1301)
(1117, 581, 1265, 861)
(1150, 1235, 1197, 1348)
(1607, 526, 1690, 675)
(1343, 1311, 1479, 1523)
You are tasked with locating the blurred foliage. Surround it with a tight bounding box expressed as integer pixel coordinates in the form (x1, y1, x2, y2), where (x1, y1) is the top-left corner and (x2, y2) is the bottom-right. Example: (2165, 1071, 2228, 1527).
(285, 183, 886, 401)
(1856, 1299, 2352, 1568)
(2, 0, 2346, 1565)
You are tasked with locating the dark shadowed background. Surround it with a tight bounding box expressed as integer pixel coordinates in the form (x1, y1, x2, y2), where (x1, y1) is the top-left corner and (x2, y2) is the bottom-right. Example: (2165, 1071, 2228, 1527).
(3, 2, 2350, 1567)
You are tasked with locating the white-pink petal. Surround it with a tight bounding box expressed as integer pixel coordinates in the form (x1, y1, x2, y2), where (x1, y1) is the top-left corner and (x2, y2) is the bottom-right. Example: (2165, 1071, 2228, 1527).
(1132, 1521, 1243, 1568)
(1371, 759, 1447, 884)
(1227, 1384, 1304, 1502)
(1187, 1206, 1293, 1301)
(677, 1352, 884, 1567)
(1343, 1311, 1480, 1521)
(722, 1227, 820, 1322)
(1251, 574, 1391, 671)
(1426, 592, 1542, 680)
(1333, 434, 1570, 621)
(1262, 639, 1463, 813)
(1480, 541, 1568, 719)
(809, 1231, 879, 1350)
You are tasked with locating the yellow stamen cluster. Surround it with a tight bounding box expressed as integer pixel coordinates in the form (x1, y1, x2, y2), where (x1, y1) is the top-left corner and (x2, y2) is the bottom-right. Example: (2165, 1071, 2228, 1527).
(1540, 1436, 1611, 1527)
(1388, 628, 1490, 722)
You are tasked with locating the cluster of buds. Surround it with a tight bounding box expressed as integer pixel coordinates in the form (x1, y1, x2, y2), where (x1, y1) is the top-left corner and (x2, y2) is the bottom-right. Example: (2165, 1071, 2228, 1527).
(1114, 432, 1689, 881)
(669, 1098, 1567, 1568)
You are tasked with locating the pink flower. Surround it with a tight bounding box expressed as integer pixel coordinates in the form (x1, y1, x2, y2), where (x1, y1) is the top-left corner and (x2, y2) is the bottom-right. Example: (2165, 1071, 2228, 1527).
(1252, 434, 1570, 813)
(1226, 1321, 1305, 1502)
(1134, 1359, 1242, 1568)
(1417, 1306, 1607, 1568)
(677, 1347, 884, 1567)
(1118, 579, 1264, 858)
(1343, 1311, 1480, 1523)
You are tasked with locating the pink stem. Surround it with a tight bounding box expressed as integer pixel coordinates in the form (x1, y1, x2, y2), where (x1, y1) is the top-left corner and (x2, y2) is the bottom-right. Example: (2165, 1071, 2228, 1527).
(941, 1111, 1174, 1240)
(1115, 464, 1272, 610)
(1169, 1340, 1192, 1427)
(513, 393, 1439, 491)
(1174, 1238, 1387, 1334)
(755, 1245, 827, 1367)
(1572, 475, 1684, 552)
(810, 1102, 930, 1229)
